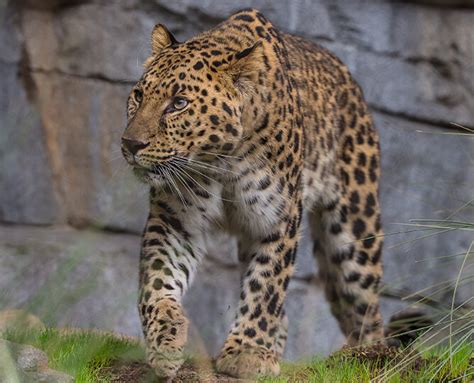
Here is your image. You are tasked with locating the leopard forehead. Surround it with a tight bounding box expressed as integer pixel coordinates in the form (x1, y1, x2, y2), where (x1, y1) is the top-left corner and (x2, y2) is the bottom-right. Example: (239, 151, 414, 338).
(138, 39, 247, 100)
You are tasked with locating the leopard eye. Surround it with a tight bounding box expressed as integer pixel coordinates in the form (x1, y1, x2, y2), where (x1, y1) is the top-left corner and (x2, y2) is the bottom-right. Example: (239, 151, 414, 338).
(134, 89, 143, 103)
(173, 97, 188, 110)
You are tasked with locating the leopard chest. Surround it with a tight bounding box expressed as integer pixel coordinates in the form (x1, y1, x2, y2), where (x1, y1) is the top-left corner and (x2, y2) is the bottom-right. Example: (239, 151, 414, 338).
(222, 165, 287, 239)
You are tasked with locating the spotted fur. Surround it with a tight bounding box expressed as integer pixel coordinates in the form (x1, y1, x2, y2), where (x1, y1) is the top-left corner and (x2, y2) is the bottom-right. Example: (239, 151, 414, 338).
(121, 9, 384, 379)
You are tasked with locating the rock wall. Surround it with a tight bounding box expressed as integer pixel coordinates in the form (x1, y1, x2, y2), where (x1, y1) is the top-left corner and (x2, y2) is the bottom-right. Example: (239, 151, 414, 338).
(1, 0, 473, 359)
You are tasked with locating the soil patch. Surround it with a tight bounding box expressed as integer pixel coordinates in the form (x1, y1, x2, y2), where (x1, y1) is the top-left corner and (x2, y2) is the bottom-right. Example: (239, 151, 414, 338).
(99, 359, 249, 383)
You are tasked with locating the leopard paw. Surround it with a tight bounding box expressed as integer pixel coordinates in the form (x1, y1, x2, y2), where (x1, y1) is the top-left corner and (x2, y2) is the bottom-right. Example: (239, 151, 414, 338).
(216, 344, 280, 379)
(144, 301, 189, 378)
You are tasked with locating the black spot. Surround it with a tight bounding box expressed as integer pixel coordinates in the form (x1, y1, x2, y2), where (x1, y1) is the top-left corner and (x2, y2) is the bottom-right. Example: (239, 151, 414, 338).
(283, 276, 290, 290)
(240, 305, 249, 315)
(193, 61, 204, 70)
(222, 102, 232, 116)
(340, 205, 348, 223)
(256, 113, 269, 132)
(258, 317, 268, 331)
(354, 168, 366, 184)
(331, 245, 354, 264)
(371, 247, 382, 264)
(352, 219, 366, 238)
(369, 155, 378, 182)
(244, 328, 256, 338)
(158, 214, 190, 239)
(152, 259, 164, 270)
(153, 278, 163, 290)
(250, 304, 262, 320)
(361, 274, 375, 289)
(222, 143, 234, 151)
(209, 134, 220, 143)
(258, 175, 271, 190)
(267, 293, 279, 315)
(262, 232, 280, 243)
(210, 115, 219, 125)
(255, 25, 266, 38)
(364, 193, 376, 217)
(235, 14, 255, 22)
(249, 279, 262, 292)
(345, 272, 361, 282)
(148, 225, 166, 235)
(273, 262, 282, 276)
(325, 200, 338, 211)
(200, 105, 208, 114)
(357, 152, 367, 167)
(178, 263, 190, 282)
(330, 223, 342, 235)
(171, 83, 179, 95)
(356, 251, 369, 265)
(362, 234, 376, 249)
(256, 254, 271, 264)
(283, 249, 293, 267)
(225, 123, 238, 136)
(356, 303, 369, 316)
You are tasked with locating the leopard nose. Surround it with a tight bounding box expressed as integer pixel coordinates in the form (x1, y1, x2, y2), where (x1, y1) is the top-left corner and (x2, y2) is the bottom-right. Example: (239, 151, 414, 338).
(121, 138, 149, 155)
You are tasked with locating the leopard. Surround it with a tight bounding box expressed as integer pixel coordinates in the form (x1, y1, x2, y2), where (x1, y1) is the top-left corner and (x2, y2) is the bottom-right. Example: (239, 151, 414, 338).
(121, 8, 385, 379)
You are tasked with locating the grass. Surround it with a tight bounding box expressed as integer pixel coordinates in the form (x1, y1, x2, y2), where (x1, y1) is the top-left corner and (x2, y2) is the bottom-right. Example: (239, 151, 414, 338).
(263, 343, 473, 383)
(2, 327, 472, 382)
(1, 328, 145, 382)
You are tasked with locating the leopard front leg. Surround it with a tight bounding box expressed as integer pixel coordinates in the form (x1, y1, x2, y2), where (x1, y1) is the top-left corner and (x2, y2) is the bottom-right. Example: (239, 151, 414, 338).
(216, 205, 302, 379)
(138, 201, 204, 378)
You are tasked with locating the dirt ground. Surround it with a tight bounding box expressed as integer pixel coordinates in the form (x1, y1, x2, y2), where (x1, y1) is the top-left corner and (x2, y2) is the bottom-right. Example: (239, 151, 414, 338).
(100, 344, 471, 383)
(100, 359, 250, 383)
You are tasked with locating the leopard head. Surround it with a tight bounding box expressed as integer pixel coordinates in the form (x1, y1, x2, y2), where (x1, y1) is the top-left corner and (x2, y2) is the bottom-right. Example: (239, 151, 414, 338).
(121, 24, 265, 186)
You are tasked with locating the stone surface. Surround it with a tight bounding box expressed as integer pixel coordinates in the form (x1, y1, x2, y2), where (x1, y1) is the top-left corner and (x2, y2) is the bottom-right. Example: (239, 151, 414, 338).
(0, 59, 61, 225)
(0, 225, 143, 335)
(30, 71, 148, 232)
(375, 112, 474, 305)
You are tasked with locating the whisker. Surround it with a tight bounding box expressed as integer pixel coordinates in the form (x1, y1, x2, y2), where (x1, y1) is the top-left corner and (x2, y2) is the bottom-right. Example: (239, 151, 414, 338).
(177, 166, 237, 203)
(176, 156, 240, 175)
(160, 164, 188, 208)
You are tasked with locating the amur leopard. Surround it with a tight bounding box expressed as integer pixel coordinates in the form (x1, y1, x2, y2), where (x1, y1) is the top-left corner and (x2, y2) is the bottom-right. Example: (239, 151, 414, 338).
(121, 8, 384, 379)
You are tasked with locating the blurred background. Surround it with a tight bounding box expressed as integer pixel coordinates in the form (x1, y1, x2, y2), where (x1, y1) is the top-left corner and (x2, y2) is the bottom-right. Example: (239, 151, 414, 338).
(0, 0, 473, 360)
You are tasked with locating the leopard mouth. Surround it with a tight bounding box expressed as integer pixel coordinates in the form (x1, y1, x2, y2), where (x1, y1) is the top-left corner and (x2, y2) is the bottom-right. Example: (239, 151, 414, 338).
(133, 165, 165, 179)
(131, 159, 183, 185)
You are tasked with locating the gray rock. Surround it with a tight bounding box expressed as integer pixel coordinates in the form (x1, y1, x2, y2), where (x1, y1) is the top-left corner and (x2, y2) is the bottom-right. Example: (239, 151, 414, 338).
(0, 61, 60, 225)
(6, 341, 49, 372)
(0, 225, 143, 336)
(376, 112, 474, 304)
(0, 339, 74, 382)
(21, 4, 155, 82)
(27, 72, 148, 232)
(0, 2, 22, 64)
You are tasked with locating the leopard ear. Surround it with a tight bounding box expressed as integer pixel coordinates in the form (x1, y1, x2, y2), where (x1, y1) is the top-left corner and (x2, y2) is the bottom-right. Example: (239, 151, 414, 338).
(151, 24, 179, 55)
(227, 41, 265, 84)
